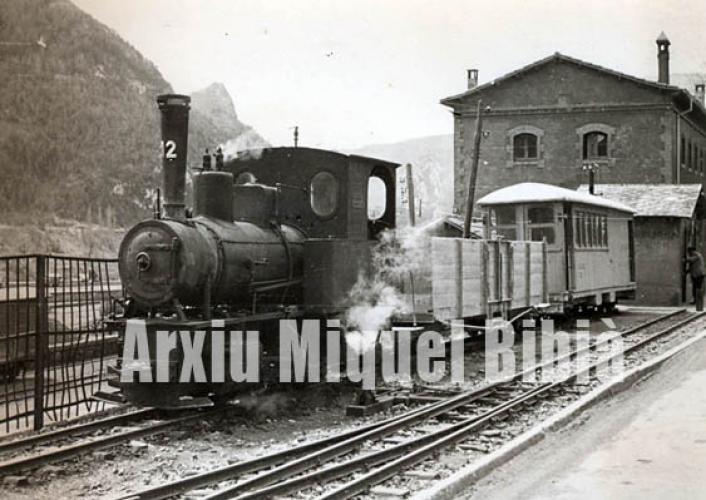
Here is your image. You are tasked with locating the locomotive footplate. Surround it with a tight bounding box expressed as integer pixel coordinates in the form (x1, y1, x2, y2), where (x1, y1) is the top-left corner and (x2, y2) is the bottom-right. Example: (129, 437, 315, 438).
(105, 309, 301, 409)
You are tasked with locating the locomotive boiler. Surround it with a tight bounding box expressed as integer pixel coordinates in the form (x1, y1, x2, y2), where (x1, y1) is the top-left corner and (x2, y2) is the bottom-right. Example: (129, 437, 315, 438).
(119, 95, 305, 317)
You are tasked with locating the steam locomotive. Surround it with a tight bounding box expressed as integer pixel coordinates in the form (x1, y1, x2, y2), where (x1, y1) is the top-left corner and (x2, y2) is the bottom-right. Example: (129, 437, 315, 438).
(108, 95, 400, 407)
(107, 95, 636, 408)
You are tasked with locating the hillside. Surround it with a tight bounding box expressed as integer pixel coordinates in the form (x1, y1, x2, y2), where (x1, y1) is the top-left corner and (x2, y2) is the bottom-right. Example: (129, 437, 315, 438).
(348, 134, 455, 221)
(0, 0, 266, 229)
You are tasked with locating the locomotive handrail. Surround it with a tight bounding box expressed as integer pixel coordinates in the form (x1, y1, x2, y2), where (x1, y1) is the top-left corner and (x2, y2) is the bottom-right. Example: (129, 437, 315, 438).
(107, 310, 292, 329)
(251, 278, 303, 293)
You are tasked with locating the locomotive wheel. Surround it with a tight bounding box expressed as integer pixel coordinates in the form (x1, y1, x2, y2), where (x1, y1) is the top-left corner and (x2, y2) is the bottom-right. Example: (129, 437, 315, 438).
(601, 302, 617, 314)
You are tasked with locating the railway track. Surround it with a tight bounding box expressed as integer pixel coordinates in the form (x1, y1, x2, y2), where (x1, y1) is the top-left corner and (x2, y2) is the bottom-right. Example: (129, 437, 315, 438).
(0, 405, 229, 477)
(112, 309, 703, 500)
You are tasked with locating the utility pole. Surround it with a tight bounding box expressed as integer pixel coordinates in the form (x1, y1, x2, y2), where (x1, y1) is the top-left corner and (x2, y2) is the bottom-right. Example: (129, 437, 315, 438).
(405, 163, 416, 226)
(293, 126, 299, 147)
(463, 100, 484, 238)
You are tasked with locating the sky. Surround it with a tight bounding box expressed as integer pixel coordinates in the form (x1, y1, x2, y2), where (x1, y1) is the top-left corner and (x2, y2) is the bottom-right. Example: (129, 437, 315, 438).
(73, 0, 706, 150)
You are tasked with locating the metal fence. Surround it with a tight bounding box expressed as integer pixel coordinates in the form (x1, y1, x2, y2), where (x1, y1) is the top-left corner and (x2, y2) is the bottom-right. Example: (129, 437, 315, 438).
(0, 255, 121, 433)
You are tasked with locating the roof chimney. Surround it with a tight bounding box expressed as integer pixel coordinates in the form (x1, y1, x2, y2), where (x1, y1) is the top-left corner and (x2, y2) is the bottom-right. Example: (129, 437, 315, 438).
(696, 83, 705, 104)
(656, 32, 670, 84)
(467, 69, 478, 89)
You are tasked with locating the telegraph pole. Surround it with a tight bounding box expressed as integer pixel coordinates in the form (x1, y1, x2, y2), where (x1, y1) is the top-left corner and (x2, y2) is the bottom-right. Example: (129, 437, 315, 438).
(463, 100, 484, 238)
(405, 163, 416, 226)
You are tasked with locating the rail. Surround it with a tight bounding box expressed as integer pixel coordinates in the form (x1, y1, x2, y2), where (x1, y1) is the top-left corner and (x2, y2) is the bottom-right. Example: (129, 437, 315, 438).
(115, 310, 703, 500)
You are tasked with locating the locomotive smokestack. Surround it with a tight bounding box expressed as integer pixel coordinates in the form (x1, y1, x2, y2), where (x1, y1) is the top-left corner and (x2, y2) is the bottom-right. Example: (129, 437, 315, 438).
(157, 94, 191, 220)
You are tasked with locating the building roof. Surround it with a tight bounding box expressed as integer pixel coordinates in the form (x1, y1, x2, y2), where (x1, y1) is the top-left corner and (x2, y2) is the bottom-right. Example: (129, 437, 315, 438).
(577, 184, 703, 218)
(431, 215, 484, 238)
(440, 53, 706, 121)
(441, 53, 678, 105)
(477, 182, 635, 213)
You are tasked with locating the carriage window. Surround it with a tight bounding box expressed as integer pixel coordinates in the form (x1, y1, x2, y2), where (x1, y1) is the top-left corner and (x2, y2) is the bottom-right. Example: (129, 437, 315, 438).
(530, 227, 555, 244)
(491, 206, 517, 240)
(310, 171, 338, 218)
(575, 213, 583, 247)
(497, 227, 517, 240)
(575, 211, 608, 248)
(590, 214, 596, 247)
(527, 204, 555, 245)
(528, 205, 553, 224)
(596, 216, 603, 246)
(367, 176, 386, 220)
(235, 172, 257, 184)
(493, 206, 516, 225)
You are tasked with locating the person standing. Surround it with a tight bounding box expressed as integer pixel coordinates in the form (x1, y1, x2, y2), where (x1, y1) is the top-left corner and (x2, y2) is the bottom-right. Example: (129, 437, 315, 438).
(686, 246, 705, 311)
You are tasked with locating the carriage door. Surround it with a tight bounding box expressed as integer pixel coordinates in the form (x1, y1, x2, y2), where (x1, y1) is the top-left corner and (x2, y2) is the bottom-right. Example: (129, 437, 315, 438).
(525, 203, 564, 293)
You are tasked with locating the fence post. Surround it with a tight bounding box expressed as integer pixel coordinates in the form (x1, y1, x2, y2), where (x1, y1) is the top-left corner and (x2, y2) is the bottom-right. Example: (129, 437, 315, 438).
(33, 255, 48, 430)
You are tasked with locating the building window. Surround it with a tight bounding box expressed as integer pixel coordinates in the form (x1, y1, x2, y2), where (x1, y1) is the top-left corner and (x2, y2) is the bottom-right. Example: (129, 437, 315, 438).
(688, 140, 693, 170)
(693, 144, 698, 173)
(513, 133, 538, 161)
(583, 132, 609, 160)
(681, 136, 686, 166)
(696, 145, 699, 173)
(691, 144, 699, 172)
(507, 125, 544, 167)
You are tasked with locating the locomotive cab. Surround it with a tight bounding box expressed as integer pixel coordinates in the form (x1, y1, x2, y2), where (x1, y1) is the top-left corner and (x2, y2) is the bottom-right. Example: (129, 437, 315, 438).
(226, 148, 399, 314)
(226, 147, 398, 240)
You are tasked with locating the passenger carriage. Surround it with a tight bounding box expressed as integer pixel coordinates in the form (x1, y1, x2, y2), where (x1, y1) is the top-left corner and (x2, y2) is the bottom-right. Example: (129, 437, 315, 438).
(477, 182, 636, 314)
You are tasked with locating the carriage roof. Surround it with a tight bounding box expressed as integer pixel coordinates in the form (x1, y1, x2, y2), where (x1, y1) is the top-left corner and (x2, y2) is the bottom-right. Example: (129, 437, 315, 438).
(477, 182, 635, 213)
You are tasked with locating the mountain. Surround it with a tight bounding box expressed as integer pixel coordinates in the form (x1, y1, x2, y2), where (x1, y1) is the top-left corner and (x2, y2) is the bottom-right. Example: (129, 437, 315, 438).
(190, 82, 268, 157)
(0, 0, 266, 228)
(348, 134, 454, 221)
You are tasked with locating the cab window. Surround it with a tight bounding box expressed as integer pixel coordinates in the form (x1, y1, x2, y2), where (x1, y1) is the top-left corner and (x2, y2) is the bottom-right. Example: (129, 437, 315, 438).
(309, 171, 338, 218)
(367, 176, 386, 220)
